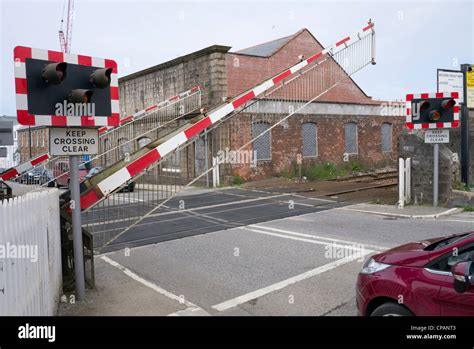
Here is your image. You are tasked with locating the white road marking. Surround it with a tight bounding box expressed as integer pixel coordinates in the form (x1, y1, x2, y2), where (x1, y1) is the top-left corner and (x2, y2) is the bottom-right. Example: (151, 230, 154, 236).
(242, 227, 374, 252)
(211, 250, 371, 312)
(101, 255, 203, 311)
(290, 193, 336, 203)
(438, 219, 474, 224)
(337, 206, 462, 220)
(167, 306, 210, 316)
(248, 224, 388, 251)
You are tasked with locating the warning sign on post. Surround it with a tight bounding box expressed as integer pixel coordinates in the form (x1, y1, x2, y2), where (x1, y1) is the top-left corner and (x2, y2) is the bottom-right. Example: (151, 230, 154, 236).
(425, 129, 450, 144)
(50, 128, 99, 156)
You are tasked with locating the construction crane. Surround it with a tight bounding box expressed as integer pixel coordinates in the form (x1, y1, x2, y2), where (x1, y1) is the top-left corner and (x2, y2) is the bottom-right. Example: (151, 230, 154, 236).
(58, 0, 74, 53)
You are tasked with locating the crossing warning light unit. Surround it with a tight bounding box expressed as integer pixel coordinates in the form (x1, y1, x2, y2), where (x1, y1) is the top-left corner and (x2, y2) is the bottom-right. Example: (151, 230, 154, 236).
(13, 46, 119, 127)
(405, 92, 460, 129)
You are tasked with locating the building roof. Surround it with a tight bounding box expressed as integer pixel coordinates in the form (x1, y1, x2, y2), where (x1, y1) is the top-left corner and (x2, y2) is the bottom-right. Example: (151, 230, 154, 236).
(119, 45, 231, 83)
(0, 115, 18, 126)
(235, 34, 295, 57)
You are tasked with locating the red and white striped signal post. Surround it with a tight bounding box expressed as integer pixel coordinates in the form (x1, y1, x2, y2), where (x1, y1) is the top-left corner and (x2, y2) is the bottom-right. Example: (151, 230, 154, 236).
(14, 46, 119, 300)
(405, 91, 460, 206)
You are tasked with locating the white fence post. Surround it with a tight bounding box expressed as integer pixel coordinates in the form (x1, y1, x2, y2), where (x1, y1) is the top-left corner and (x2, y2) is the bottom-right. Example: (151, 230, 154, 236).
(212, 157, 220, 188)
(0, 189, 62, 315)
(405, 158, 411, 204)
(398, 157, 411, 209)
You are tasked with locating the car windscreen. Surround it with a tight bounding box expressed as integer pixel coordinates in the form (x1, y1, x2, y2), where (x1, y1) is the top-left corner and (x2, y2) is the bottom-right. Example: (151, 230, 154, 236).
(424, 233, 471, 251)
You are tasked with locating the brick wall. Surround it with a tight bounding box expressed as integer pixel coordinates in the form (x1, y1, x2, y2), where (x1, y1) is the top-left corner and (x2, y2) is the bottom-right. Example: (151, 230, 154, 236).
(226, 112, 404, 180)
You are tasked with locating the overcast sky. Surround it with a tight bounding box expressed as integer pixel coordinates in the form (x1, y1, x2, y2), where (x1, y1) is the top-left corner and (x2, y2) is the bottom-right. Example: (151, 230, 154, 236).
(1, 0, 473, 116)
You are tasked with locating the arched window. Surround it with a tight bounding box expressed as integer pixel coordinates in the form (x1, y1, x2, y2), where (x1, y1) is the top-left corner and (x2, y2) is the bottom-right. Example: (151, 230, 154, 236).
(103, 138, 111, 165)
(118, 138, 131, 157)
(252, 122, 271, 161)
(344, 122, 358, 155)
(381, 123, 392, 153)
(137, 137, 152, 149)
(302, 123, 317, 157)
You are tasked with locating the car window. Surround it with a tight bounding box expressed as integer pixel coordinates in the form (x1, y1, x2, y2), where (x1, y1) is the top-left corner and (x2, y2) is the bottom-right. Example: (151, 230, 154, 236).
(424, 234, 470, 251)
(429, 245, 474, 272)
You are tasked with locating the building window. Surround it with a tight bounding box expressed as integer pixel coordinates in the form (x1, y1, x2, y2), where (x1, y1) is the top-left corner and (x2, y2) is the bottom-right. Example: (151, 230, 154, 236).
(118, 138, 131, 156)
(344, 122, 358, 155)
(252, 121, 271, 161)
(302, 123, 317, 157)
(381, 123, 392, 153)
(138, 137, 152, 149)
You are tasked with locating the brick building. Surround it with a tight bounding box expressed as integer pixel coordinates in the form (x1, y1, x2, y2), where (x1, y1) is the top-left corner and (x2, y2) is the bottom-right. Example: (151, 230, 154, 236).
(17, 126, 49, 163)
(119, 28, 404, 181)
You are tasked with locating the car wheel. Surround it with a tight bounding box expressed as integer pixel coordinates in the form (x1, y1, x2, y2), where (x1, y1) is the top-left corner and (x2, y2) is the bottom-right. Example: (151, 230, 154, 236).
(370, 302, 413, 317)
(128, 183, 135, 192)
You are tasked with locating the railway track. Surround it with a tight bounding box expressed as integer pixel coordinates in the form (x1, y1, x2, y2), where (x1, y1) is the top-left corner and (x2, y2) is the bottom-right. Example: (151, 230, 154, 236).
(331, 169, 398, 183)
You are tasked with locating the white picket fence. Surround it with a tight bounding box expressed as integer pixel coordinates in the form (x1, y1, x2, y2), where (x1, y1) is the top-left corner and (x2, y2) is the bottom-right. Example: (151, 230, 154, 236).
(0, 189, 62, 315)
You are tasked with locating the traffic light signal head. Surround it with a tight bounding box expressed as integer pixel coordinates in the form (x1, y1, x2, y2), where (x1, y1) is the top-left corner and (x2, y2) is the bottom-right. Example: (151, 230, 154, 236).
(68, 89, 94, 104)
(42, 62, 67, 84)
(13, 46, 119, 127)
(90, 68, 112, 89)
(405, 92, 459, 129)
(417, 100, 431, 112)
(441, 98, 456, 110)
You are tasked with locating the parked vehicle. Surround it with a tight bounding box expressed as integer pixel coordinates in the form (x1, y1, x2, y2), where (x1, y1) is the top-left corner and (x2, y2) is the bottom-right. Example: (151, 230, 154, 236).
(85, 166, 135, 192)
(357, 232, 474, 316)
(85, 166, 103, 180)
(20, 167, 54, 186)
(53, 161, 89, 187)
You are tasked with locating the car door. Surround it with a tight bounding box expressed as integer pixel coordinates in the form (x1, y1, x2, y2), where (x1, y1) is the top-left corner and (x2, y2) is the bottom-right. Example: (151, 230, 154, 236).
(432, 245, 474, 316)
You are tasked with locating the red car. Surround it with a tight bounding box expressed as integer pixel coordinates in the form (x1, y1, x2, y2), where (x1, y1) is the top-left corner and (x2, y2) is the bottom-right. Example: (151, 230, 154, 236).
(357, 232, 474, 316)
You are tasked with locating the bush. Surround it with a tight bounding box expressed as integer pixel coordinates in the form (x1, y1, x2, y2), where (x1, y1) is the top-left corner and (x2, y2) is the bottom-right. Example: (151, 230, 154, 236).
(277, 160, 371, 181)
(232, 175, 245, 185)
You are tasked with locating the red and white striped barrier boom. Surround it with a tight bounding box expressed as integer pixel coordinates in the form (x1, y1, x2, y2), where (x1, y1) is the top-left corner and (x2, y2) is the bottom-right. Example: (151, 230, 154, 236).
(0, 153, 50, 181)
(0, 85, 202, 181)
(79, 22, 375, 210)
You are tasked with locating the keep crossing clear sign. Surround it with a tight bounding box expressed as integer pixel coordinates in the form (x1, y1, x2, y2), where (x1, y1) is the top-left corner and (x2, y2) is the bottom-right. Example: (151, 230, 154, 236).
(50, 128, 99, 156)
(425, 129, 450, 144)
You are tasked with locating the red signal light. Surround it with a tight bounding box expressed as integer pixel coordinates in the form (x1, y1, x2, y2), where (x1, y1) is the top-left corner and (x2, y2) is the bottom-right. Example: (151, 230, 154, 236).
(441, 99, 456, 110)
(419, 100, 430, 111)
